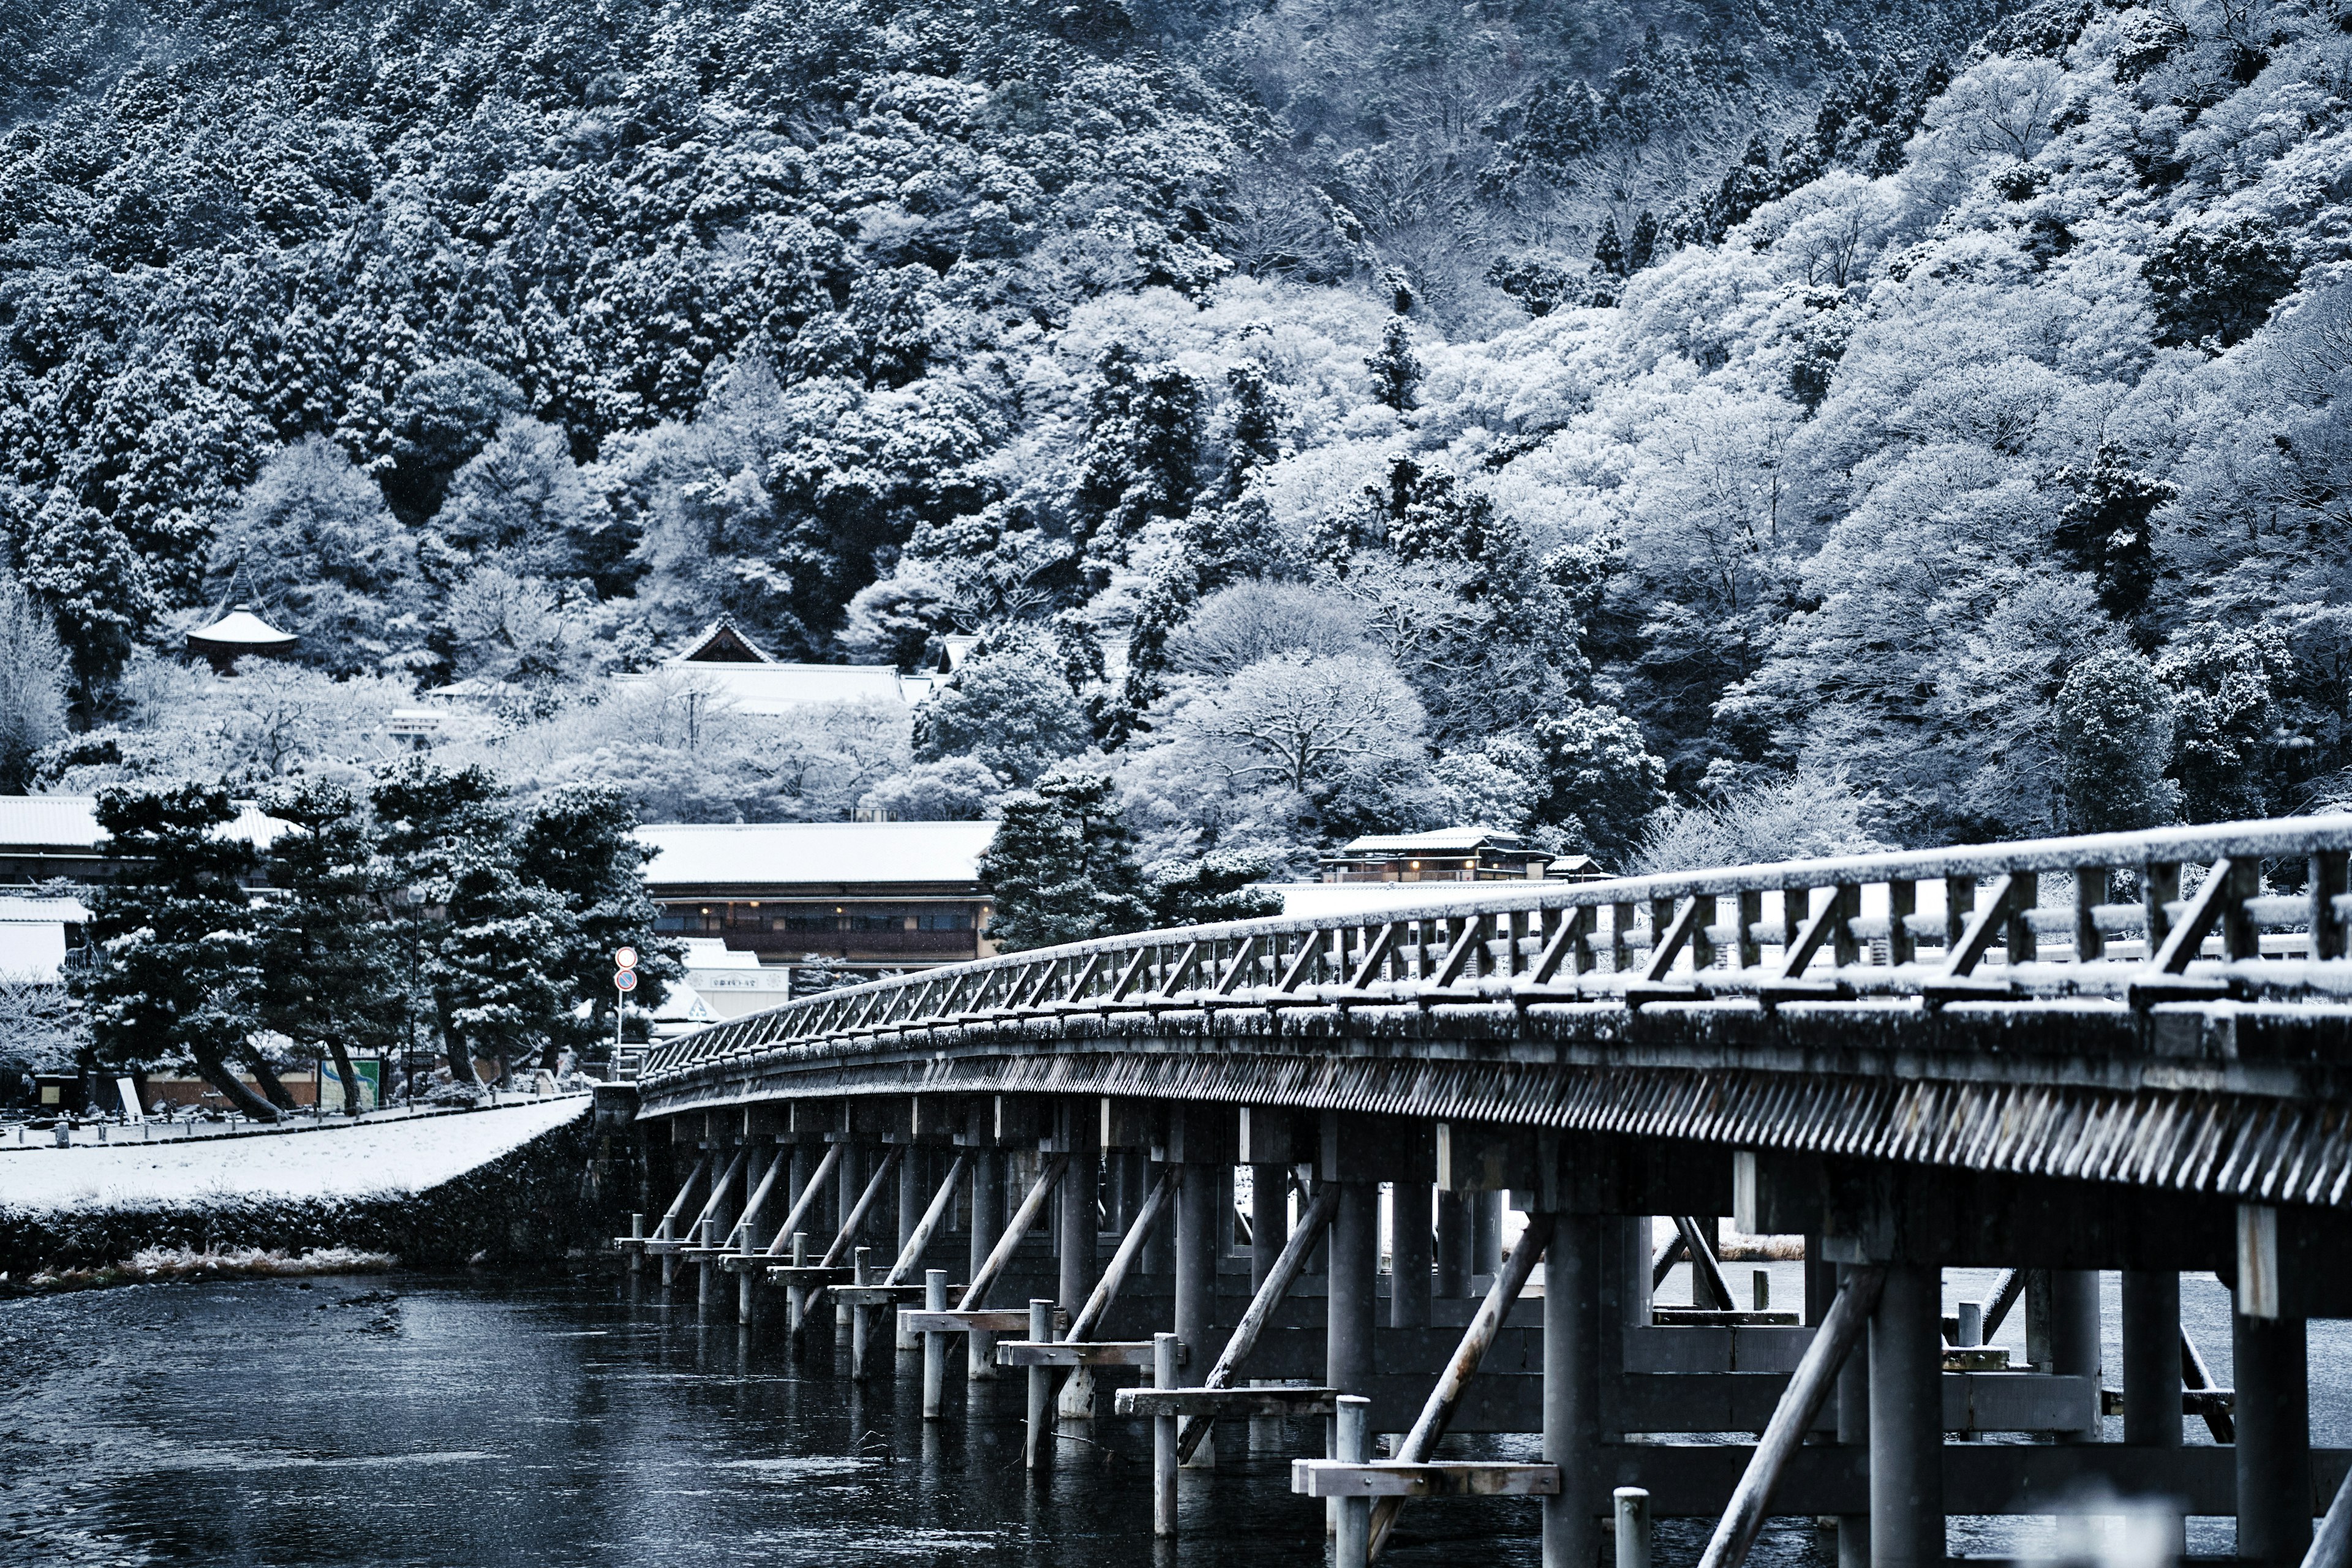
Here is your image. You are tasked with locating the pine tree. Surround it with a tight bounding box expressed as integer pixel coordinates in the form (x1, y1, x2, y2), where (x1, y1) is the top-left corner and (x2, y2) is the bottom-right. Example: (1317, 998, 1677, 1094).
(371, 760, 574, 1087)
(1366, 319, 1422, 413)
(1627, 210, 1661, 273)
(2053, 445, 2173, 623)
(1146, 849, 1284, 927)
(1710, 135, 1776, 241)
(70, 784, 281, 1121)
(518, 783, 679, 1065)
(1594, 216, 1627, 279)
(255, 778, 406, 1114)
(976, 769, 1150, 951)
(1223, 359, 1283, 502)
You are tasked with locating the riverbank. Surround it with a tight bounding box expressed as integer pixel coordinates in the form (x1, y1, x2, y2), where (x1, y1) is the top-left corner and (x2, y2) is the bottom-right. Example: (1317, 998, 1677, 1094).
(0, 1096, 626, 1280)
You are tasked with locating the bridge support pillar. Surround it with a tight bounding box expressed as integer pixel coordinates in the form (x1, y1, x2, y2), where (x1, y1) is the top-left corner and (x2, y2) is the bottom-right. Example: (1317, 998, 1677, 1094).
(1177, 1161, 1219, 1464)
(1868, 1262, 1943, 1568)
(741, 1142, 774, 1327)
(2236, 1303, 2312, 1568)
(2051, 1269, 2101, 1440)
(1329, 1180, 1378, 1398)
(1473, 1191, 1504, 1283)
(1836, 1264, 1871, 1568)
(2122, 1271, 2180, 1447)
(895, 1147, 924, 1351)
(1391, 1182, 1431, 1329)
(1542, 1213, 1600, 1568)
(700, 1145, 739, 1316)
(1250, 1161, 1287, 1290)
(1060, 1151, 1101, 1420)
(1436, 1189, 1471, 1298)
(835, 1143, 862, 1332)
(968, 1150, 1003, 1380)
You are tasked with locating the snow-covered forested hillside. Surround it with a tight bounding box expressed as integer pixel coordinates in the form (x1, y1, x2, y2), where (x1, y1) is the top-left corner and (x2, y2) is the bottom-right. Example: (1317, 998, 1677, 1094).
(0, 0, 2342, 883)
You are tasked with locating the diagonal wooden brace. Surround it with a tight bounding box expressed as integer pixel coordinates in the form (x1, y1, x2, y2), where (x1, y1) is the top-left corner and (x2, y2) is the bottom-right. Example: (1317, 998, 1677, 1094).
(1366, 1212, 1558, 1559)
(1177, 1180, 1343, 1462)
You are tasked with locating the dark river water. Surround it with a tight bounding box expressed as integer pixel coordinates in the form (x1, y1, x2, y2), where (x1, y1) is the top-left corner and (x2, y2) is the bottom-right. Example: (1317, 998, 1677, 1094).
(0, 1270, 2341, 1567)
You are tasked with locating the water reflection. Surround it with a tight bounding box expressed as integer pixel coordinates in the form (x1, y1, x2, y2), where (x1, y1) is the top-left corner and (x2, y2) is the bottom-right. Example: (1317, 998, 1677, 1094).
(4, 1270, 2343, 1567)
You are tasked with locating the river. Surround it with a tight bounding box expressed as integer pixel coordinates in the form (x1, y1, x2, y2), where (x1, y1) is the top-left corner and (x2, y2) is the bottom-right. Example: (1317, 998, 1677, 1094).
(0, 1268, 2342, 1566)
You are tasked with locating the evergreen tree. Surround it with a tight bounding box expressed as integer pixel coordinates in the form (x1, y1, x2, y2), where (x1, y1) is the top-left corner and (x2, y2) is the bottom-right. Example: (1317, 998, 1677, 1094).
(1627, 210, 1661, 273)
(206, 435, 419, 675)
(2157, 628, 2289, 823)
(1595, 216, 1627, 278)
(1146, 848, 1285, 927)
(371, 760, 574, 1087)
(2058, 649, 2182, 832)
(517, 783, 679, 1063)
(255, 778, 406, 1115)
(1366, 319, 1423, 413)
(1223, 359, 1284, 502)
(1070, 348, 1206, 585)
(70, 783, 281, 1120)
(1709, 135, 1777, 240)
(977, 769, 1151, 951)
(2053, 446, 2172, 624)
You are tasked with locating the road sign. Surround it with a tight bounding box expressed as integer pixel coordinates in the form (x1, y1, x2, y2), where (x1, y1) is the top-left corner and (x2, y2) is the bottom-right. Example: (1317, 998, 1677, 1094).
(615, 946, 639, 970)
(614, 969, 638, 992)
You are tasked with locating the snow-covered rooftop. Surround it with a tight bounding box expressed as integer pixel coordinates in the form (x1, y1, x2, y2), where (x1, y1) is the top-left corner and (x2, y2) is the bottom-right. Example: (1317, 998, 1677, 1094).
(0, 796, 290, 853)
(0, 1096, 591, 1213)
(1336, 826, 1525, 854)
(0, 896, 91, 924)
(1254, 881, 1512, 921)
(633, 662, 915, 713)
(187, 608, 298, 649)
(636, 821, 998, 889)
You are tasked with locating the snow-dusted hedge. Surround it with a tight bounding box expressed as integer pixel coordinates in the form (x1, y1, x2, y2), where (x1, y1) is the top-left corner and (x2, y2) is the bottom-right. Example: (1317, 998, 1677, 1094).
(0, 1109, 624, 1280)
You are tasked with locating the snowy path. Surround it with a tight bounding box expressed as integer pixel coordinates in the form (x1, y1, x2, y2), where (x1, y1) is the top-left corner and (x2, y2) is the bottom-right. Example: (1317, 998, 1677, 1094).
(0, 1096, 590, 1213)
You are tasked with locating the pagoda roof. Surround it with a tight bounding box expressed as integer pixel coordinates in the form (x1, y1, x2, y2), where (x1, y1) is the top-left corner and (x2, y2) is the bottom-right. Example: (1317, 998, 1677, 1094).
(187, 608, 297, 650)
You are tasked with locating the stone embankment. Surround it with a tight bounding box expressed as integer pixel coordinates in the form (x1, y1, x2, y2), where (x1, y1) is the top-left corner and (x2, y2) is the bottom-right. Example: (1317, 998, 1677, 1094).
(0, 1093, 633, 1280)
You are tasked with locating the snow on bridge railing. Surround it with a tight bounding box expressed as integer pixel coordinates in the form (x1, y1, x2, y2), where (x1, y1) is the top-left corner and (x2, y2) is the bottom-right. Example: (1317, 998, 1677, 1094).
(636, 813, 2352, 1086)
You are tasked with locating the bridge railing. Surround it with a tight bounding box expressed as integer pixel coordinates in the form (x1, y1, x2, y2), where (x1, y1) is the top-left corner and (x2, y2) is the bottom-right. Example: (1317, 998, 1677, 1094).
(638, 814, 2352, 1085)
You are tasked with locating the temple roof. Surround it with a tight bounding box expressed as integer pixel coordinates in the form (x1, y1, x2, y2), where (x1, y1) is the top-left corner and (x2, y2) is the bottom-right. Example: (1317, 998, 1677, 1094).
(187, 607, 298, 650)
(677, 619, 774, 663)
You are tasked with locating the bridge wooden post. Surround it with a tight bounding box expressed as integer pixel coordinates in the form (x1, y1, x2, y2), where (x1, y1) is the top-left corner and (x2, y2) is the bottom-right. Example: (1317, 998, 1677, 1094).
(1868, 1263, 1944, 1568)
(1473, 1191, 1504, 1283)
(1176, 1160, 1219, 1463)
(895, 1144, 923, 1350)
(1058, 1150, 1100, 1419)
(2236, 1301, 2313, 1568)
(2122, 1272, 2181, 1447)
(1836, 1264, 1871, 1568)
(1542, 1213, 1602, 1568)
(1391, 1182, 1431, 1329)
(968, 1150, 1002, 1379)
(922, 1268, 949, 1419)
(2050, 1270, 2101, 1440)
(699, 1141, 743, 1316)
(834, 1140, 862, 1333)
(1436, 1190, 1472, 1297)
(1024, 1298, 1054, 1470)
(739, 1141, 775, 1326)
(1250, 1161, 1288, 1289)
(1328, 1180, 1378, 1411)
(1153, 1332, 1181, 1537)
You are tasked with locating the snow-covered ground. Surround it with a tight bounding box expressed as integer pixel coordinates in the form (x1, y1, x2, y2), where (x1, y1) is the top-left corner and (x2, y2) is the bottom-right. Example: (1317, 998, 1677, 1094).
(0, 1095, 590, 1213)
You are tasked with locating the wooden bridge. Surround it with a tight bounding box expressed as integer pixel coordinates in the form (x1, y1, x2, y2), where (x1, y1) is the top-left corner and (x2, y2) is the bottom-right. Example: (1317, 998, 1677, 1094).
(609, 815, 2352, 1568)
